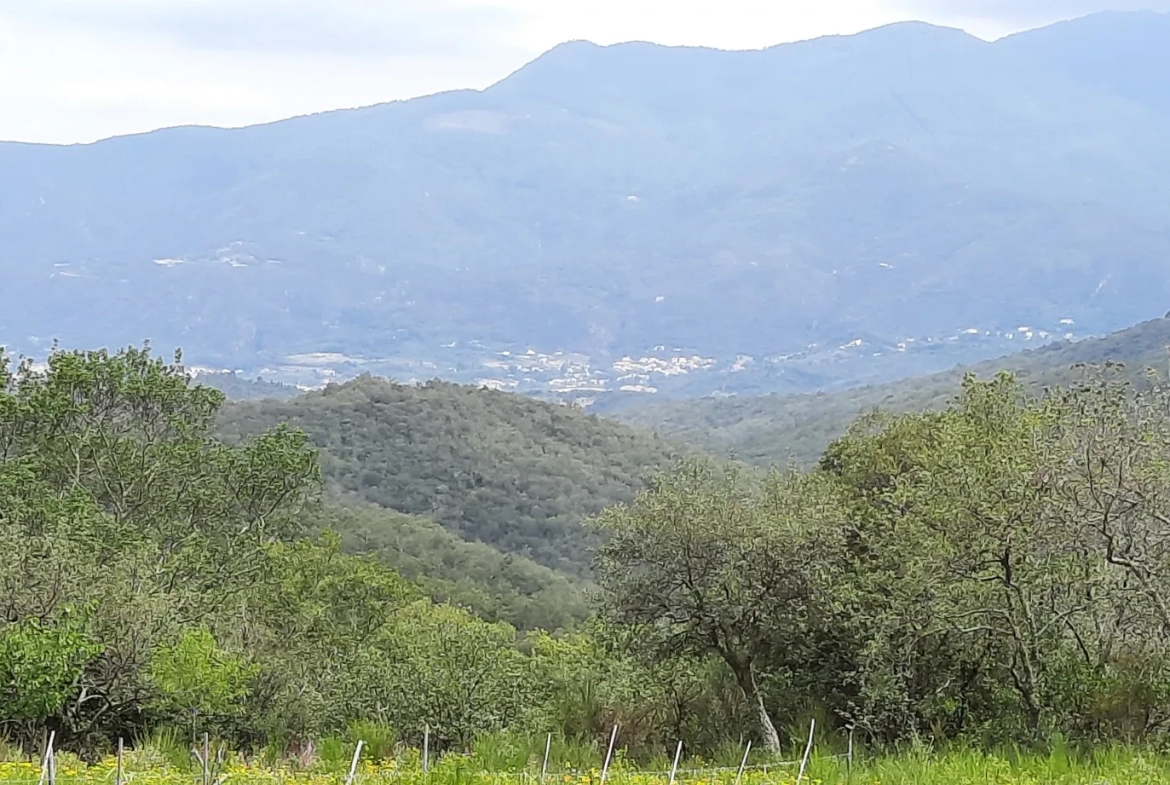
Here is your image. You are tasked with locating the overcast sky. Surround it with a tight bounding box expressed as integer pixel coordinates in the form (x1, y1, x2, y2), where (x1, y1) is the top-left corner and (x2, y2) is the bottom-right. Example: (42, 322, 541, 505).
(1, 0, 1166, 145)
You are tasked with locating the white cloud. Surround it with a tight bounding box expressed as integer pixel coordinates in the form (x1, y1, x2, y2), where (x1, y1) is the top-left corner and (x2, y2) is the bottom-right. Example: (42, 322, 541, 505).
(0, 0, 1144, 144)
(4, 1, 521, 57)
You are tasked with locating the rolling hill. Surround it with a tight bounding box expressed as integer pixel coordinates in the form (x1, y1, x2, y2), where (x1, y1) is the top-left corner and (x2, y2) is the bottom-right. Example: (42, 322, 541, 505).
(216, 376, 683, 575)
(313, 498, 589, 631)
(6, 12, 1170, 398)
(615, 314, 1170, 466)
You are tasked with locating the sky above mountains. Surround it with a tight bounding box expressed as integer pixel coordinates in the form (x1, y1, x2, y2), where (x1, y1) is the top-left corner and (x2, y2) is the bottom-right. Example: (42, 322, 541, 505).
(3, 0, 1168, 144)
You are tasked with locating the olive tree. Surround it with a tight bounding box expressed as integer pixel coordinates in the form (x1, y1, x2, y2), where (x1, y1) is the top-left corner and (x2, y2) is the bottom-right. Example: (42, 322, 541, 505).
(593, 460, 847, 753)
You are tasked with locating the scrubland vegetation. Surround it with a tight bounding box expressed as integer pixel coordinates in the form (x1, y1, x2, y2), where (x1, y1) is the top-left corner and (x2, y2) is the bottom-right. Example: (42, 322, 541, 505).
(10, 346, 1170, 783)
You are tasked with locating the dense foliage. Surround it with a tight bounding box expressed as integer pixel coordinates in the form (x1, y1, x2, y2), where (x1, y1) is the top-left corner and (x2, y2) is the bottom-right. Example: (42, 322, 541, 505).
(0, 349, 713, 756)
(602, 365, 1170, 749)
(217, 377, 680, 575)
(13, 346, 1170, 764)
(317, 499, 588, 631)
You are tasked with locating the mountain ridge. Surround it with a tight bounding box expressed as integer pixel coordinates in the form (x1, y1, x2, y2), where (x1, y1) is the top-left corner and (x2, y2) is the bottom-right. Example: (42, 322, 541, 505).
(5, 11, 1170, 399)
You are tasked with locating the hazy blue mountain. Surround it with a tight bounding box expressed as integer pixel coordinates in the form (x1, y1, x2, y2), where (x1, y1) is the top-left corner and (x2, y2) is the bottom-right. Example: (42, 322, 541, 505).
(998, 11, 1170, 115)
(3, 12, 1170, 398)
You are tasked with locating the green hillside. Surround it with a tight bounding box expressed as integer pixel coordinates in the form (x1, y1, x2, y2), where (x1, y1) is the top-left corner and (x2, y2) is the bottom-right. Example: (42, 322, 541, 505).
(217, 376, 682, 574)
(315, 498, 588, 630)
(185, 374, 590, 629)
(618, 315, 1170, 466)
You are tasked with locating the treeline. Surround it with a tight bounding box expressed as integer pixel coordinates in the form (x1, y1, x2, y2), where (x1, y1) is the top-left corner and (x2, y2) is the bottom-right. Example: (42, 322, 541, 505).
(8, 347, 1170, 759)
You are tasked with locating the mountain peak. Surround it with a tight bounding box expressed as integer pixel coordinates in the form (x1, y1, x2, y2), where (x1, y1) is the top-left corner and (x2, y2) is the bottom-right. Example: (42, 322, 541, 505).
(490, 38, 709, 97)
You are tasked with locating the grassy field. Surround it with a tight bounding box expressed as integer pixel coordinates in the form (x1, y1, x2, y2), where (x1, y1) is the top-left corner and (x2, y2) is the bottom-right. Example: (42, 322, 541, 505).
(7, 744, 1170, 785)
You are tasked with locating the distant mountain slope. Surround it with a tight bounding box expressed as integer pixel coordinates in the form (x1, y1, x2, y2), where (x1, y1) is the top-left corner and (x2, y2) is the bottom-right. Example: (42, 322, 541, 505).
(194, 371, 301, 401)
(316, 498, 588, 631)
(616, 315, 1170, 466)
(5, 13, 1170, 397)
(999, 11, 1170, 115)
(217, 377, 682, 574)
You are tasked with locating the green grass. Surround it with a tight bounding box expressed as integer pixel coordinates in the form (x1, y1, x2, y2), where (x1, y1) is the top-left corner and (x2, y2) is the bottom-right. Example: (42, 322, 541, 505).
(7, 736, 1170, 785)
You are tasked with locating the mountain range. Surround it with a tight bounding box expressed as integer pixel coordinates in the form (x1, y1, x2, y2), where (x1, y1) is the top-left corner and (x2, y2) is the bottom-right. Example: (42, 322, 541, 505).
(4, 11, 1170, 398)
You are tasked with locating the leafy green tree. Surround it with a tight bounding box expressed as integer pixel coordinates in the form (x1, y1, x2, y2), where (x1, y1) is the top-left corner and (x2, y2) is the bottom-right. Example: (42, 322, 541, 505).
(149, 629, 257, 736)
(0, 611, 100, 743)
(823, 370, 1170, 742)
(529, 624, 742, 755)
(593, 459, 848, 753)
(240, 535, 418, 740)
(366, 601, 534, 749)
(0, 345, 319, 746)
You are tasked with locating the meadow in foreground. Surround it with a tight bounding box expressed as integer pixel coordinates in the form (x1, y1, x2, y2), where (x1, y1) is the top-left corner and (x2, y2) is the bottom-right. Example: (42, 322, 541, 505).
(5, 745, 1170, 785)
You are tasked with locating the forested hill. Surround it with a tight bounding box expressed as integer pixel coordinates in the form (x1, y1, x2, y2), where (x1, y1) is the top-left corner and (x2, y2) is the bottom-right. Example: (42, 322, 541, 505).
(217, 376, 683, 574)
(316, 499, 588, 630)
(618, 314, 1170, 466)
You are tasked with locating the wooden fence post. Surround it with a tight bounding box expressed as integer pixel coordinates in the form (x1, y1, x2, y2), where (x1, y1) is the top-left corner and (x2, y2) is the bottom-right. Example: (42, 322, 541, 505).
(38, 731, 56, 785)
(734, 740, 751, 785)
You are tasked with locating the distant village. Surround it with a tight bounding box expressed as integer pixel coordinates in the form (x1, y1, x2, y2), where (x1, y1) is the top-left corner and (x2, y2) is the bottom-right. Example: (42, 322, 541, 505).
(192, 315, 1085, 402)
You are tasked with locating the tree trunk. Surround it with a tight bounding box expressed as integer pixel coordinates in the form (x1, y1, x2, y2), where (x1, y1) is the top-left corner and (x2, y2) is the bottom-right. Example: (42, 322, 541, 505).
(733, 661, 782, 754)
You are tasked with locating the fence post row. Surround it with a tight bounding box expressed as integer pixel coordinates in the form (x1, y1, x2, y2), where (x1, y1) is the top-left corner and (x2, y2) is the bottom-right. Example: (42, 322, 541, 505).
(24, 725, 842, 785)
